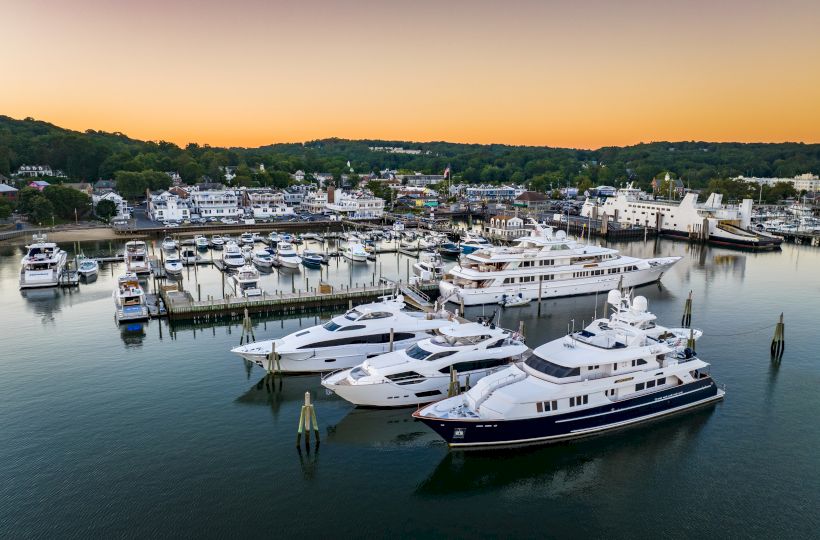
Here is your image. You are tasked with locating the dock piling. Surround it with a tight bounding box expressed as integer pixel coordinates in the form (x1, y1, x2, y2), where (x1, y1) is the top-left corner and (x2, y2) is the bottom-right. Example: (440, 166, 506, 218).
(771, 313, 785, 359)
(448, 367, 459, 397)
(681, 291, 693, 328)
(296, 391, 320, 448)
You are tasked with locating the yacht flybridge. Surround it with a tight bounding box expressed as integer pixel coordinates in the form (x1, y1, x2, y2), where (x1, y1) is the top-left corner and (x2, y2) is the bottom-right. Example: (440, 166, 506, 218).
(230, 295, 454, 373)
(439, 222, 679, 306)
(124, 240, 150, 274)
(322, 322, 528, 408)
(19, 235, 68, 289)
(414, 290, 723, 448)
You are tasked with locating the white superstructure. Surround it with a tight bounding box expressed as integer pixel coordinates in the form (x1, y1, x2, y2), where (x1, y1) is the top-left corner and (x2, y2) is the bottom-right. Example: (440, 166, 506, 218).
(124, 240, 150, 274)
(322, 322, 528, 407)
(19, 236, 67, 289)
(113, 273, 149, 323)
(439, 223, 679, 306)
(230, 295, 454, 373)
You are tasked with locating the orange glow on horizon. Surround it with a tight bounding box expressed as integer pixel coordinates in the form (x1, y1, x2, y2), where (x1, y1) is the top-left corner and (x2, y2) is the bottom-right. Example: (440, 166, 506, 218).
(2, 0, 819, 149)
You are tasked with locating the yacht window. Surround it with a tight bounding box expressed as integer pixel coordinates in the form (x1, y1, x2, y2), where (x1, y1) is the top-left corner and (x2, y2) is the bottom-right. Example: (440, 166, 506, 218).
(338, 325, 366, 332)
(636, 382, 645, 391)
(386, 371, 422, 383)
(358, 311, 392, 320)
(439, 357, 509, 374)
(295, 331, 309, 337)
(657, 377, 666, 385)
(525, 355, 581, 378)
(405, 343, 433, 360)
(427, 351, 457, 362)
(344, 309, 363, 321)
(646, 380, 656, 388)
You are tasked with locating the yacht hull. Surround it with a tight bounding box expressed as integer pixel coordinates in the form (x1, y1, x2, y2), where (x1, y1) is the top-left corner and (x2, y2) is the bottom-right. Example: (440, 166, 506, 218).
(441, 259, 677, 306)
(414, 378, 723, 447)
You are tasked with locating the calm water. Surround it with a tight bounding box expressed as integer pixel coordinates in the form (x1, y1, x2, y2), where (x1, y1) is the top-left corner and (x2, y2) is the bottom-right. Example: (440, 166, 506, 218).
(1, 236, 818, 538)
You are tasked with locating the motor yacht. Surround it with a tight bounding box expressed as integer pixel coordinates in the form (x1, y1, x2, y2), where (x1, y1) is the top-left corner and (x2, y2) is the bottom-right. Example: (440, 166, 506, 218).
(231, 295, 454, 373)
(252, 250, 274, 268)
(223, 242, 245, 268)
(342, 241, 368, 262)
(124, 240, 150, 274)
(440, 221, 680, 306)
(301, 250, 324, 269)
(240, 232, 255, 245)
(77, 256, 99, 277)
(19, 236, 68, 289)
(322, 322, 528, 407)
(413, 251, 445, 280)
(211, 235, 225, 249)
(180, 247, 197, 264)
(276, 242, 302, 269)
(161, 237, 177, 251)
(113, 273, 149, 323)
(414, 290, 723, 448)
(164, 256, 183, 275)
(231, 264, 263, 297)
(195, 235, 209, 250)
(460, 232, 492, 254)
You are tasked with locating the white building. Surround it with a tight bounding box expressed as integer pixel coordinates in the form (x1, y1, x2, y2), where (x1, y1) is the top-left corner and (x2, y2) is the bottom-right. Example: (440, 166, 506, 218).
(189, 189, 242, 219)
(735, 173, 820, 192)
(92, 192, 131, 219)
(242, 189, 295, 219)
(148, 191, 192, 222)
(485, 215, 527, 240)
(15, 165, 65, 178)
(326, 189, 385, 220)
(395, 173, 446, 187)
(301, 191, 329, 214)
(291, 170, 306, 182)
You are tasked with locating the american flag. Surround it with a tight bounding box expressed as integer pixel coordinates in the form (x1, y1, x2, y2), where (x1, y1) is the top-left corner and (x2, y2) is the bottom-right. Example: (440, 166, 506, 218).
(444, 164, 451, 179)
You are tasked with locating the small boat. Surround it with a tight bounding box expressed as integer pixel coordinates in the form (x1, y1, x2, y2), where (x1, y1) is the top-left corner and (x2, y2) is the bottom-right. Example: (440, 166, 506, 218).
(223, 242, 245, 268)
(413, 251, 444, 280)
(241, 244, 254, 261)
(113, 273, 149, 323)
(252, 250, 274, 268)
(164, 257, 183, 275)
(240, 232, 255, 245)
(253, 233, 264, 242)
(180, 247, 198, 264)
(302, 232, 321, 241)
(211, 235, 225, 249)
(499, 292, 531, 308)
(460, 233, 492, 254)
(277, 242, 302, 269)
(301, 250, 324, 268)
(438, 242, 461, 258)
(292, 235, 304, 245)
(195, 235, 209, 250)
(267, 232, 281, 246)
(161, 237, 177, 251)
(77, 256, 99, 277)
(231, 264, 263, 297)
(342, 241, 369, 263)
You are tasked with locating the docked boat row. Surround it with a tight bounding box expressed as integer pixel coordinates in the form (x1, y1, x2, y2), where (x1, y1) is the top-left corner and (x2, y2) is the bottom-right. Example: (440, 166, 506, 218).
(231, 288, 724, 449)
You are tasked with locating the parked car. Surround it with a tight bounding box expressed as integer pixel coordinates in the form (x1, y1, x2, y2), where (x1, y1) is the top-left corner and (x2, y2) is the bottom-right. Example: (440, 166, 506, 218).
(221, 218, 238, 224)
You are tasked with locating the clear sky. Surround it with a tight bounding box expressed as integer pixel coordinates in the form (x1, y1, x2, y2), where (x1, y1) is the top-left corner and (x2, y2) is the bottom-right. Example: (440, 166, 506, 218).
(2, 0, 819, 148)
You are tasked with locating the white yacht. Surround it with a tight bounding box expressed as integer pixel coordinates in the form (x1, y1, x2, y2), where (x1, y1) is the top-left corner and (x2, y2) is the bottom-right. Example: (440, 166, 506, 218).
(124, 240, 150, 274)
(252, 250, 274, 268)
(439, 223, 680, 306)
(180, 246, 198, 264)
(222, 242, 245, 268)
(322, 322, 528, 407)
(211, 235, 225, 249)
(241, 244, 254, 261)
(195, 235, 209, 250)
(231, 264, 262, 297)
(164, 256, 183, 275)
(240, 232, 255, 245)
(460, 232, 492, 254)
(231, 295, 453, 373)
(19, 236, 68, 289)
(581, 181, 781, 250)
(276, 242, 302, 269)
(113, 273, 149, 323)
(413, 251, 445, 281)
(76, 256, 99, 277)
(414, 290, 723, 447)
(341, 241, 368, 263)
(161, 237, 177, 251)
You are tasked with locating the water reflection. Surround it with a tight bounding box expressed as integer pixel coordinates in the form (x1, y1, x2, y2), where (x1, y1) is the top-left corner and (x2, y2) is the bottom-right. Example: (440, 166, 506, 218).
(327, 408, 440, 448)
(119, 321, 147, 347)
(235, 374, 332, 419)
(416, 406, 716, 497)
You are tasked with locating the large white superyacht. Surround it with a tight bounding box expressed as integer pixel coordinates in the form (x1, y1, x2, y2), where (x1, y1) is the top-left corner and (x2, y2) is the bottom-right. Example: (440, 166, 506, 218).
(230, 295, 454, 373)
(439, 222, 679, 306)
(322, 322, 528, 407)
(19, 235, 68, 289)
(414, 290, 724, 447)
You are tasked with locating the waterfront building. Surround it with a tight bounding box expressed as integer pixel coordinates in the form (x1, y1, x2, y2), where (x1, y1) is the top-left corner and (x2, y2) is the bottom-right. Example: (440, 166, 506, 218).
(301, 190, 329, 214)
(464, 184, 526, 202)
(0, 183, 18, 201)
(189, 187, 243, 219)
(148, 191, 192, 222)
(326, 189, 385, 219)
(92, 191, 130, 219)
(735, 173, 819, 192)
(395, 173, 445, 187)
(485, 215, 527, 240)
(514, 191, 549, 213)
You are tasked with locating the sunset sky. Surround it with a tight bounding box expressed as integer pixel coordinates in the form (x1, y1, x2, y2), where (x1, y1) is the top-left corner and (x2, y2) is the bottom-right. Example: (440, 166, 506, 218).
(2, 0, 819, 149)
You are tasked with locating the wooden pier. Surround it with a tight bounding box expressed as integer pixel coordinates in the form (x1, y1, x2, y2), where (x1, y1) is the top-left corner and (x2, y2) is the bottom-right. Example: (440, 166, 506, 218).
(159, 280, 440, 321)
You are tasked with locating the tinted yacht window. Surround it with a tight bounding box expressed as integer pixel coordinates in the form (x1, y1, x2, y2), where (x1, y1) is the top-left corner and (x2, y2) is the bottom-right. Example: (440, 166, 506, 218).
(405, 343, 432, 360)
(525, 355, 580, 378)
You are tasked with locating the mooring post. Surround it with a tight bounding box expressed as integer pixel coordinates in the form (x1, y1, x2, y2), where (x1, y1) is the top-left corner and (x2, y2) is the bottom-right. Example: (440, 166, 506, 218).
(296, 391, 319, 448)
(448, 367, 459, 397)
(389, 327, 394, 352)
(681, 290, 693, 328)
(687, 327, 696, 352)
(771, 313, 785, 359)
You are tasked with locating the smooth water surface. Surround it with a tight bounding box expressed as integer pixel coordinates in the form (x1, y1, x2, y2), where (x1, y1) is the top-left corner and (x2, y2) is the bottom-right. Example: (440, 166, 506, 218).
(0, 236, 818, 538)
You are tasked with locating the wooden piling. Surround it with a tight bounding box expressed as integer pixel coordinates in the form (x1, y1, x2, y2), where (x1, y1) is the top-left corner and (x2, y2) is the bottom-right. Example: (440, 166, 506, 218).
(771, 313, 785, 359)
(296, 391, 320, 447)
(681, 290, 693, 328)
(447, 367, 459, 397)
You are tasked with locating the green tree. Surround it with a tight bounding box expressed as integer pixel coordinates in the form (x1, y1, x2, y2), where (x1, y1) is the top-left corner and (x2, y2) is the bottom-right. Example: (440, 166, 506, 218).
(115, 171, 149, 199)
(31, 196, 54, 224)
(365, 180, 391, 201)
(0, 198, 12, 219)
(42, 185, 91, 219)
(141, 170, 172, 191)
(15, 187, 41, 215)
(95, 198, 117, 220)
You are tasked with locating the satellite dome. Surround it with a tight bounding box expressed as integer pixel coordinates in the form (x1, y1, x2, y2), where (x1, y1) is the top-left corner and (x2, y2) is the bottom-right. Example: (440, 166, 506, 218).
(607, 289, 622, 307)
(633, 296, 648, 313)
(555, 230, 567, 240)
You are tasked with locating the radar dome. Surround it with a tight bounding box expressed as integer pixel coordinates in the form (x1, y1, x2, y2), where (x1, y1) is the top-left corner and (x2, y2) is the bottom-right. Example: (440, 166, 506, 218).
(632, 296, 648, 313)
(607, 289, 622, 307)
(555, 230, 567, 240)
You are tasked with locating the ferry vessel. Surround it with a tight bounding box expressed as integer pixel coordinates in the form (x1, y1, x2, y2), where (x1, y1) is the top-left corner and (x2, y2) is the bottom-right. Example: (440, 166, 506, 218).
(414, 290, 723, 447)
(439, 222, 679, 306)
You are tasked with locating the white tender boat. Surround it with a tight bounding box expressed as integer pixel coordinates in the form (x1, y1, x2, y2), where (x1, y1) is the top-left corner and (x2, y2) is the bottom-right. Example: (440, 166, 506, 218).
(180, 247, 197, 264)
(223, 242, 245, 268)
(231, 264, 263, 297)
(252, 250, 274, 268)
(77, 256, 99, 277)
(195, 235, 209, 250)
(341, 241, 368, 262)
(124, 240, 150, 274)
(113, 273, 149, 323)
(164, 257, 183, 275)
(322, 322, 528, 407)
(19, 236, 68, 289)
(161, 237, 177, 251)
(413, 290, 722, 448)
(240, 232, 255, 245)
(231, 295, 454, 373)
(413, 251, 445, 280)
(211, 235, 225, 248)
(440, 222, 680, 306)
(499, 292, 530, 307)
(276, 242, 302, 269)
